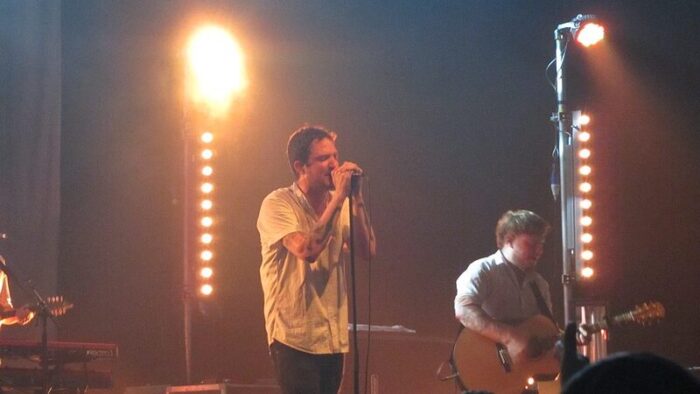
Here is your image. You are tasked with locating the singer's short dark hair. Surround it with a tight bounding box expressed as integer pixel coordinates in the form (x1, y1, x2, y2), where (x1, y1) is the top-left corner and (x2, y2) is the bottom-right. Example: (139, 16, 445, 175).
(287, 125, 337, 178)
(495, 210, 550, 248)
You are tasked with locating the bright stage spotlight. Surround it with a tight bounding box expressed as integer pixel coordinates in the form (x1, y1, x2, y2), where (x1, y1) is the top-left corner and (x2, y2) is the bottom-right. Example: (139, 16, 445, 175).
(200, 199, 213, 210)
(581, 267, 595, 279)
(200, 250, 213, 261)
(582, 250, 594, 261)
(200, 267, 213, 279)
(200, 182, 214, 194)
(557, 15, 605, 48)
(200, 284, 214, 296)
(580, 199, 592, 210)
(581, 233, 593, 243)
(201, 148, 213, 160)
(187, 25, 246, 115)
(201, 131, 214, 143)
(576, 22, 605, 47)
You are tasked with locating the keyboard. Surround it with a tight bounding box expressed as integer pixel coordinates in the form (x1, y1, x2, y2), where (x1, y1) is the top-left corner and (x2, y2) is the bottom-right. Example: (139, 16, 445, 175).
(0, 340, 117, 364)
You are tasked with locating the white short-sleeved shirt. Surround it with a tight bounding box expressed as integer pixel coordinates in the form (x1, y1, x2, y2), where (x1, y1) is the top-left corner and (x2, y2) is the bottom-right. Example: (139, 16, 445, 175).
(455, 251, 552, 323)
(257, 183, 350, 354)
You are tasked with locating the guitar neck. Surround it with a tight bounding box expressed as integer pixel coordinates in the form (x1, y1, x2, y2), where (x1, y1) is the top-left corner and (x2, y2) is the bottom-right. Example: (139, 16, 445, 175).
(580, 302, 664, 335)
(610, 311, 636, 326)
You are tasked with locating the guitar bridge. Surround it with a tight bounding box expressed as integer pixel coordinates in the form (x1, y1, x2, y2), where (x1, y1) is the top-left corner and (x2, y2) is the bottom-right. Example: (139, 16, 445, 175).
(496, 343, 512, 372)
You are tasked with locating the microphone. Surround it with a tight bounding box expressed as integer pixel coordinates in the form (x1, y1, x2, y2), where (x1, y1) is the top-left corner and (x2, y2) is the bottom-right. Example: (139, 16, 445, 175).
(350, 170, 370, 194)
(550, 162, 560, 201)
(351, 171, 364, 190)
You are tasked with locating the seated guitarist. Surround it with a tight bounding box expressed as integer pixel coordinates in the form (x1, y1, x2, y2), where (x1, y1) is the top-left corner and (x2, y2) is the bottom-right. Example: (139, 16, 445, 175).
(0, 262, 35, 327)
(454, 210, 553, 364)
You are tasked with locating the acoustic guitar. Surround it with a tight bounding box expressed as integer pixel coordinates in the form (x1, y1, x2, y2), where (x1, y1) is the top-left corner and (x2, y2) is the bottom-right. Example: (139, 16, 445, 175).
(452, 301, 665, 394)
(0, 296, 73, 321)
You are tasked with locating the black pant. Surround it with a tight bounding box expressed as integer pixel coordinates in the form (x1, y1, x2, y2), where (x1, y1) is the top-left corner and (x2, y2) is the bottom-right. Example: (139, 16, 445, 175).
(270, 341, 344, 394)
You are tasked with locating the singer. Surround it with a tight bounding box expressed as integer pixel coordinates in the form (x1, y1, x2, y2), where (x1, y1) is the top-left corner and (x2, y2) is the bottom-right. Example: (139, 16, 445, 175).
(257, 125, 375, 394)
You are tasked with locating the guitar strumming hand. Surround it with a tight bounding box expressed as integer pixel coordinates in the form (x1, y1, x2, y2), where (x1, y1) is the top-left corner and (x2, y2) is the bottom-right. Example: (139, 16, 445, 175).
(504, 325, 547, 364)
(0, 305, 34, 325)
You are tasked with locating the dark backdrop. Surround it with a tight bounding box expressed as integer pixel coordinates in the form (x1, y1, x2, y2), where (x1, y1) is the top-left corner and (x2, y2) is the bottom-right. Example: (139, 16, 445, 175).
(4, 0, 699, 392)
(0, 0, 61, 340)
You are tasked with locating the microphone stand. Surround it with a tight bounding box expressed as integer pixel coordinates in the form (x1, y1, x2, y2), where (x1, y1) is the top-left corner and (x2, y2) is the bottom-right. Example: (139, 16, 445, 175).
(32, 286, 54, 394)
(348, 175, 360, 394)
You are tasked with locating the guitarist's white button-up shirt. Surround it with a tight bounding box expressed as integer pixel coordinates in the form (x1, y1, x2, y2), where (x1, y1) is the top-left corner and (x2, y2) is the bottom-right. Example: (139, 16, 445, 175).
(455, 251, 552, 324)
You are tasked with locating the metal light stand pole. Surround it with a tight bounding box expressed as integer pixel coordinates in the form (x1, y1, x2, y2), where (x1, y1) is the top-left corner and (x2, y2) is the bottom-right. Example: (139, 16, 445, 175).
(182, 106, 194, 385)
(180, 27, 245, 387)
(554, 20, 577, 325)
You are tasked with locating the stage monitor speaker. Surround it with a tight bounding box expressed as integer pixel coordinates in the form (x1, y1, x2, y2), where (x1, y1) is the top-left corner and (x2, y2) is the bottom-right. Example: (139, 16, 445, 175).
(341, 331, 457, 394)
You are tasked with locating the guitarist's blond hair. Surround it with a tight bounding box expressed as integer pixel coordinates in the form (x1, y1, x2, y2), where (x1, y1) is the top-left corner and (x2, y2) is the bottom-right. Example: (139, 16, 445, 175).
(495, 210, 550, 248)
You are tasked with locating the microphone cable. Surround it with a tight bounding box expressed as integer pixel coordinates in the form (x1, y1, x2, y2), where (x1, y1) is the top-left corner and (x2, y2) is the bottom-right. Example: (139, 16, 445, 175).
(360, 177, 373, 394)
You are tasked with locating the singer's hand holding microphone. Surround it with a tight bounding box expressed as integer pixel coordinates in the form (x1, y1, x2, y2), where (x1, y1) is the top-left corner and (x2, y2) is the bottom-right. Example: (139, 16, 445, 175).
(331, 162, 364, 197)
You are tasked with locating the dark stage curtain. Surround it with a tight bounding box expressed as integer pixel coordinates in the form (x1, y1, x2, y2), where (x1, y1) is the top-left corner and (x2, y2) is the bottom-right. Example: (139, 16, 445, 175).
(0, 1, 61, 339)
